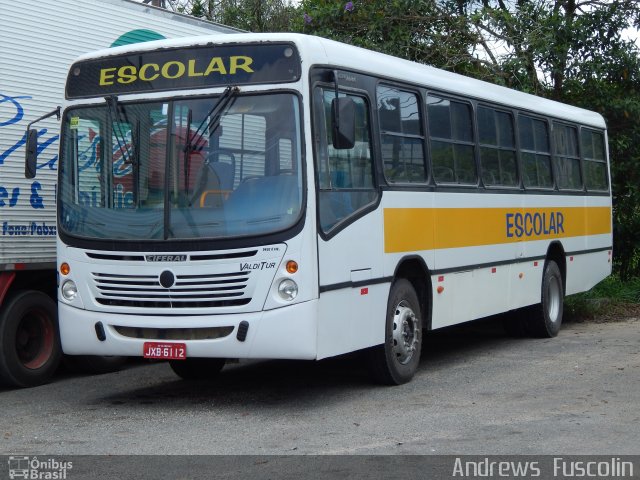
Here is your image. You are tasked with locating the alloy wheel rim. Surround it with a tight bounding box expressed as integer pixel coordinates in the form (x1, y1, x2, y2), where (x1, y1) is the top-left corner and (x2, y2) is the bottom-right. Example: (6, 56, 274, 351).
(391, 301, 420, 365)
(546, 275, 561, 323)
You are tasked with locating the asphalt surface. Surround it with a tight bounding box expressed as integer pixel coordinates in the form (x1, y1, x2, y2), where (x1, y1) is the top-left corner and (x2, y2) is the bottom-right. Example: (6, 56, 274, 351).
(0, 316, 639, 456)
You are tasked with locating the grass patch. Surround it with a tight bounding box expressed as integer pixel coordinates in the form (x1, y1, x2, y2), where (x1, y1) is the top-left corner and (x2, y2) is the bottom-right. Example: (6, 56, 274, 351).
(565, 275, 640, 322)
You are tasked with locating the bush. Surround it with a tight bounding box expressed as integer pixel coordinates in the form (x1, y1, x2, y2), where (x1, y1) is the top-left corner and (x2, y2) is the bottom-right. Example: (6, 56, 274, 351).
(565, 275, 640, 322)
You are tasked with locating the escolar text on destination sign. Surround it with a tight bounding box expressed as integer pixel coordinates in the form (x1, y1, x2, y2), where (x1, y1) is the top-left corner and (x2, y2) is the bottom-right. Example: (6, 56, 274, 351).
(99, 56, 255, 86)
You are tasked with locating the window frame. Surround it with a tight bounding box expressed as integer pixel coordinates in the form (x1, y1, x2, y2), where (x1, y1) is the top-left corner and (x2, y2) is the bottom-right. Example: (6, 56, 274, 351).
(580, 126, 609, 193)
(477, 104, 519, 189)
(517, 113, 555, 191)
(552, 121, 583, 191)
(311, 82, 380, 238)
(426, 93, 478, 186)
(376, 84, 428, 185)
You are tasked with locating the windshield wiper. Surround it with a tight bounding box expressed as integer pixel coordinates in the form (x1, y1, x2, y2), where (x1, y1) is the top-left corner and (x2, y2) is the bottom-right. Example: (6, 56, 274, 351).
(105, 95, 135, 165)
(183, 86, 238, 201)
(183, 107, 193, 198)
(186, 86, 239, 154)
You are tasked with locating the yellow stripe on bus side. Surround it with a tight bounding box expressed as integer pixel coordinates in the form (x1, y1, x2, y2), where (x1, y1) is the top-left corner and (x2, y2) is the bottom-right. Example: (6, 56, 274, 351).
(383, 206, 611, 253)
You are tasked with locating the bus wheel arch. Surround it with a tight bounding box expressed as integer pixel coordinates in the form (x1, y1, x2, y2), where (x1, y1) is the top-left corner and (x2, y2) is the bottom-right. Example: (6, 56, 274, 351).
(392, 256, 433, 331)
(368, 278, 423, 385)
(525, 259, 564, 338)
(366, 257, 432, 385)
(546, 241, 567, 294)
(521, 243, 566, 338)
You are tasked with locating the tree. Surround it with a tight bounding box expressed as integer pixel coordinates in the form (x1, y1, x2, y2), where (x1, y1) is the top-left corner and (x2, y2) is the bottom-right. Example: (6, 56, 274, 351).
(298, 0, 640, 278)
(297, 0, 488, 78)
(470, 0, 640, 278)
(168, 0, 299, 32)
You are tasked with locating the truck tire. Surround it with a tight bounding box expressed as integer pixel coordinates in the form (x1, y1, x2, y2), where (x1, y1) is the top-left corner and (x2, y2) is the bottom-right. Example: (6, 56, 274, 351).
(367, 278, 422, 385)
(169, 358, 226, 380)
(0, 290, 61, 387)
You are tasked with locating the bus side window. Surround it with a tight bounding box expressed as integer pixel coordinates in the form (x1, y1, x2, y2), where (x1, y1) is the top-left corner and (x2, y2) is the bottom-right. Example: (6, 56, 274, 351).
(427, 95, 477, 185)
(520, 115, 553, 189)
(377, 85, 427, 184)
(478, 106, 517, 187)
(553, 123, 582, 190)
(581, 129, 608, 191)
(314, 88, 377, 233)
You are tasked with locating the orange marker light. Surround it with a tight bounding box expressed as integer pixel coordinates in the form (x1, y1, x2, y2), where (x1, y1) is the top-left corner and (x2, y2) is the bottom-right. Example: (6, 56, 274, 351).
(286, 260, 298, 274)
(60, 263, 70, 276)
(437, 286, 444, 294)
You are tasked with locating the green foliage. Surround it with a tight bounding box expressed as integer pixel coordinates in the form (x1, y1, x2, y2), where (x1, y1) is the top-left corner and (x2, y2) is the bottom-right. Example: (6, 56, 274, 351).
(477, 1, 640, 279)
(176, 0, 298, 32)
(566, 275, 640, 320)
(296, 0, 640, 280)
(296, 0, 488, 78)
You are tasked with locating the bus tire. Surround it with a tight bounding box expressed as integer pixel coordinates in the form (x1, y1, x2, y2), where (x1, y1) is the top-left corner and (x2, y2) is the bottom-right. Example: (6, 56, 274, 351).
(0, 291, 61, 387)
(526, 260, 564, 338)
(169, 358, 226, 380)
(368, 278, 422, 385)
(64, 355, 127, 374)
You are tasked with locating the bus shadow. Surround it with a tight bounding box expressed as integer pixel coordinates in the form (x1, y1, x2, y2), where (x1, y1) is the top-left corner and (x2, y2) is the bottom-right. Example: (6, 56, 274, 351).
(93, 315, 516, 409)
(96, 355, 372, 411)
(420, 315, 514, 365)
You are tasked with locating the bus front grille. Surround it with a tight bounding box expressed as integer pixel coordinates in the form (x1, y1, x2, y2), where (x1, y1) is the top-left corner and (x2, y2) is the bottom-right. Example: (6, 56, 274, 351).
(91, 271, 251, 309)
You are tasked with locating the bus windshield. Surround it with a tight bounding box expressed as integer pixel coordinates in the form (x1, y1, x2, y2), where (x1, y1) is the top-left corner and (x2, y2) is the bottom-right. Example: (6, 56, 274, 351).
(58, 92, 303, 242)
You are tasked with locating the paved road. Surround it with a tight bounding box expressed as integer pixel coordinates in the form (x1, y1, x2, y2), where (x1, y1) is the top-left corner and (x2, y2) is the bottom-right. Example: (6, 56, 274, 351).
(1, 317, 639, 455)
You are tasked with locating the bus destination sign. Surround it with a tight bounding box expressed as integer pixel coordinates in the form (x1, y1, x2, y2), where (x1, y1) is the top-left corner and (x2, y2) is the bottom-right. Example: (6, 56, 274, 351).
(66, 42, 301, 99)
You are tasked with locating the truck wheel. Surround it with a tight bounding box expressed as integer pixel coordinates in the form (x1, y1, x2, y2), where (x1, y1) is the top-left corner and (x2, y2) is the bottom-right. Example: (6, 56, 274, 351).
(525, 260, 564, 338)
(0, 291, 61, 387)
(367, 278, 422, 385)
(169, 358, 226, 380)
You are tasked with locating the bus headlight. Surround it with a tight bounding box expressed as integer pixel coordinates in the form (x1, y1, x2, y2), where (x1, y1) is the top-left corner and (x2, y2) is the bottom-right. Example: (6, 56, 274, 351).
(61, 280, 78, 301)
(278, 279, 298, 301)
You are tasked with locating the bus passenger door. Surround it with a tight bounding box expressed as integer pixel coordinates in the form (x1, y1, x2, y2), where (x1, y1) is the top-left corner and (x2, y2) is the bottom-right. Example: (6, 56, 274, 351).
(312, 86, 386, 359)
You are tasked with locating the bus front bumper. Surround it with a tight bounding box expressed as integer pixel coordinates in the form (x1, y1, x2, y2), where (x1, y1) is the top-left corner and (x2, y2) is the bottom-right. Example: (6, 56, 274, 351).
(58, 300, 318, 360)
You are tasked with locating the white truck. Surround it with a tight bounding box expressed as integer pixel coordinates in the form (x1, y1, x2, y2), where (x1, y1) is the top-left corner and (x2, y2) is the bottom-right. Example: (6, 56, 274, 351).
(0, 0, 235, 387)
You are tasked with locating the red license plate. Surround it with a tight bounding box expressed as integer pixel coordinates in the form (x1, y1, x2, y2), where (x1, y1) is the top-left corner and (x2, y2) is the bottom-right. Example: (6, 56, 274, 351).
(143, 342, 186, 360)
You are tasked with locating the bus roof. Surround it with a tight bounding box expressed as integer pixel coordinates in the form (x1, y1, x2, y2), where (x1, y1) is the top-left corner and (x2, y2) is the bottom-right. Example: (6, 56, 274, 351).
(72, 32, 606, 129)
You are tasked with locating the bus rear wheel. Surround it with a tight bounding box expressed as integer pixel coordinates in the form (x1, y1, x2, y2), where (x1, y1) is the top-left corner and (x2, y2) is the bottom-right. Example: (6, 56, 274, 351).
(0, 291, 61, 387)
(169, 358, 226, 380)
(526, 260, 564, 338)
(368, 278, 422, 385)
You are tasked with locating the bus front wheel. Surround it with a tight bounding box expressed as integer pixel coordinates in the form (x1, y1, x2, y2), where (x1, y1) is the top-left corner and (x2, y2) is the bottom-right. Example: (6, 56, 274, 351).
(169, 358, 226, 380)
(368, 278, 422, 385)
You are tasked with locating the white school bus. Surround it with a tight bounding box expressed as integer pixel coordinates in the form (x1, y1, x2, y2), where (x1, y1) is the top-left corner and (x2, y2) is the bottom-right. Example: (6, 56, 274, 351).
(27, 33, 612, 384)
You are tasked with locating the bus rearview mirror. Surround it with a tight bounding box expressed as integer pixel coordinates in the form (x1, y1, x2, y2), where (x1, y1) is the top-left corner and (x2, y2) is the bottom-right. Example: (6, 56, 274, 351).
(24, 106, 60, 179)
(331, 97, 356, 150)
(25, 128, 38, 179)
